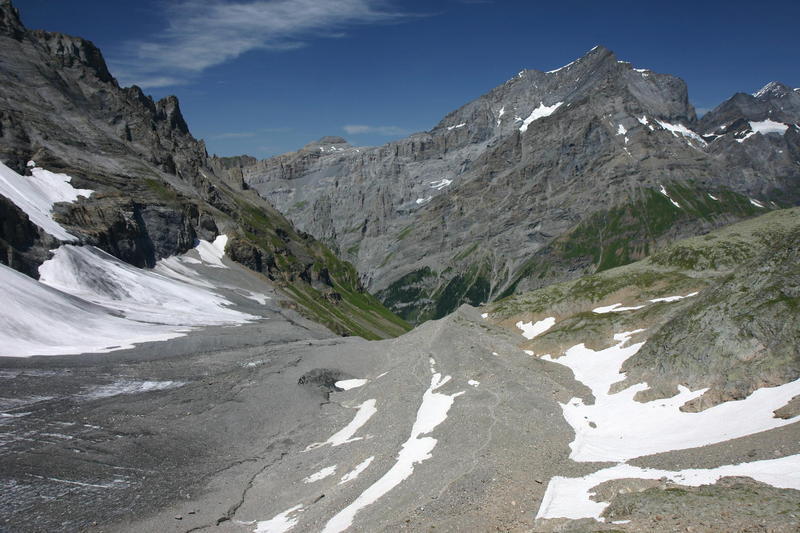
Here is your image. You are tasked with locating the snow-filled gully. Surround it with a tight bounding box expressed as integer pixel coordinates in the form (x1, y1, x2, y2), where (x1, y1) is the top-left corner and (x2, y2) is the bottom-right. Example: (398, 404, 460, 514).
(524, 295, 800, 522)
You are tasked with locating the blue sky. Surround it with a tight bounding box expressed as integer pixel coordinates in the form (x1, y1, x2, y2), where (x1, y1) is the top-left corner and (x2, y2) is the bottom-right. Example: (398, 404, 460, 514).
(14, 0, 800, 159)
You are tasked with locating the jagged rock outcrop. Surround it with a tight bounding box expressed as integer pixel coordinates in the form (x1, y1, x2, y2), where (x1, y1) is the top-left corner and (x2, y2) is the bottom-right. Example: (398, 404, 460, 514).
(0, 0, 409, 339)
(228, 46, 799, 322)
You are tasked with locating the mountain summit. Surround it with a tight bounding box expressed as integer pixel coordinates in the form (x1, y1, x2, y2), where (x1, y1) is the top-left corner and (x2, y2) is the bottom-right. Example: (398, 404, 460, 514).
(230, 46, 798, 322)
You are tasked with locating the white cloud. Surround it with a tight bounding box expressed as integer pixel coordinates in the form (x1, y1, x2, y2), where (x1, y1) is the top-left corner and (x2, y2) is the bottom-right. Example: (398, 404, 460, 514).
(110, 0, 405, 87)
(343, 124, 410, 135)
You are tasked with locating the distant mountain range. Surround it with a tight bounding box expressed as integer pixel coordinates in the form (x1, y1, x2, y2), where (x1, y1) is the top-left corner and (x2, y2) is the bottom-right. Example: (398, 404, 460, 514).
(224, 46, 799, 322)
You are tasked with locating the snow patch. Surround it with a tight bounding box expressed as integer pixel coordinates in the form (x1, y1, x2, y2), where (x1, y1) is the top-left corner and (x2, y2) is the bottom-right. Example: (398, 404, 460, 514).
(303, 466, 336, 484)
(468, 380, 480, 387)
(254, 505, 303, 533)
(616, 124, 627, 135)
(336, 379, 368, 391)
(656, 120, 707, 145)
(519, 102, 563, 133)
(415, 197, 432, 205)
(750, 198, 766, 208)
(339, 457, 374, 485)
(195, 235, 228, 268)
(430, 178, 452, 191)
(516, 317, 556, 339)
(447, 123, 466, 131)
(708, 193, 719, 201)
(0, 160, 93, 241)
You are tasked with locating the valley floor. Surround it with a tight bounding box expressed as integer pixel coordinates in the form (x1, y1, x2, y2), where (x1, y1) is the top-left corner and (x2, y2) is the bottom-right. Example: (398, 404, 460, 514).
(2, 301, 799, 532)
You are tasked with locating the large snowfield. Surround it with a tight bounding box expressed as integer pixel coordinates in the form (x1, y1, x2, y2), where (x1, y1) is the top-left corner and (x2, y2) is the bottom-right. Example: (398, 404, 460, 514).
(533, 318, 800, 522)
(0, 161, 265, 357)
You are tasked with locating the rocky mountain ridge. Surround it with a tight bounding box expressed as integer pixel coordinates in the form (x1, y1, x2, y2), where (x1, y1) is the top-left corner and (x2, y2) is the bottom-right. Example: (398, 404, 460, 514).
(0, 0, 409, 339)
(231, 45, 799, 323)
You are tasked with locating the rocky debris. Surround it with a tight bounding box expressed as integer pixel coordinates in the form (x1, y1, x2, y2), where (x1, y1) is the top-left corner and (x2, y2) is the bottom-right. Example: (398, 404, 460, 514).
(600, 477, 800, 533)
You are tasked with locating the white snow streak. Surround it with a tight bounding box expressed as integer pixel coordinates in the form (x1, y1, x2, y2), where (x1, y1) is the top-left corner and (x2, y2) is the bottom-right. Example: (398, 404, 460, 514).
(339, 457, 374, 485)
(446, 123, 466, 131)
(306, 399, 377, 450)
(750, 198, 766, 208)
(659, 184, 681, 208)
(649, 291, 698, 303)
(592, 303, 645, 314)
(321, 369, 463, 533)
(429, 178, 452, 191)
(0, 160, 93, 241)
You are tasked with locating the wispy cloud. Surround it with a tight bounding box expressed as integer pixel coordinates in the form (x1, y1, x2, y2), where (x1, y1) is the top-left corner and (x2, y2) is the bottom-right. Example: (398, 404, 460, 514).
(111, 0, 406, 88)
(211, 131, 259, 140)
(343, 124, 410, 135)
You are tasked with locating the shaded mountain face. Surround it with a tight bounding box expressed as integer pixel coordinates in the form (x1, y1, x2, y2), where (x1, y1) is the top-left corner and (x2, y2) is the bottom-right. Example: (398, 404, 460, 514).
(0, 0, 409, 339)
(231, 46, 799, 323)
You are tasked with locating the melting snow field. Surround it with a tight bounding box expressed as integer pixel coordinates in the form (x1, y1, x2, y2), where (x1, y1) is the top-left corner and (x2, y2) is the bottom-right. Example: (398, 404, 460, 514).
(516, 317, 556, 339)
(0, 160, 93, 241)
(535, 325, 800, 522)
(542, 330, 800, 462)
(0, 239, 258, 357)
(537, 454, 800, 521)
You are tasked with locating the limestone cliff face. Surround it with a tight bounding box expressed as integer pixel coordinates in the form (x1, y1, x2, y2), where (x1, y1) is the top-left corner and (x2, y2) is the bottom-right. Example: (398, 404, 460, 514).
(230, 46, 799, 322)
(0, 0, 409, 339)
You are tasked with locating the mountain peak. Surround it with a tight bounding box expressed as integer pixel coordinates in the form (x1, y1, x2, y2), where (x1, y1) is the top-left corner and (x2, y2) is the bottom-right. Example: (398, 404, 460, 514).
(753, 81, 793, 99)
(544, 44, 616, 74)
(0, 0, 24, 40)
